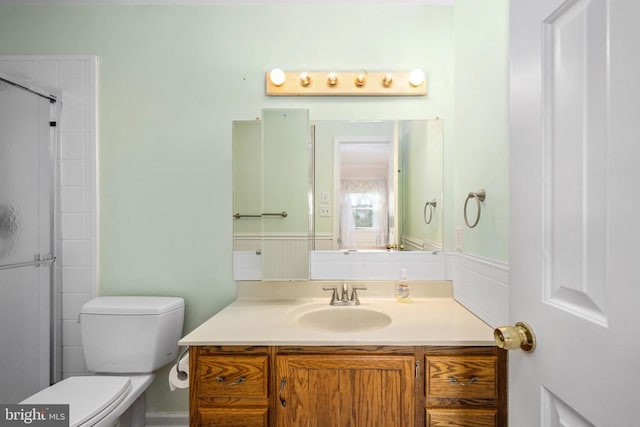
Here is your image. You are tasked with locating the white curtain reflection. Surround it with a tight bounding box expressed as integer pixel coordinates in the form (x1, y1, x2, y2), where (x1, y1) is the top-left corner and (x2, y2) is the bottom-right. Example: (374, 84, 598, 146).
(339, 178, 388, 249)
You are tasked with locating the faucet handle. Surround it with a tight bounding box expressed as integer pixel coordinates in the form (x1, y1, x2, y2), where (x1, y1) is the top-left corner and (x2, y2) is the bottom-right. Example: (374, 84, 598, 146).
(323, 287, 339, 304)
(350, 286, 367, 303)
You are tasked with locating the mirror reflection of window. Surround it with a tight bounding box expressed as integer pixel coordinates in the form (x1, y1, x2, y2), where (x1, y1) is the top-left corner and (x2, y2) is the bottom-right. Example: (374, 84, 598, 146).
(339, 178, 388, 249)
(351, 193, 374, 229)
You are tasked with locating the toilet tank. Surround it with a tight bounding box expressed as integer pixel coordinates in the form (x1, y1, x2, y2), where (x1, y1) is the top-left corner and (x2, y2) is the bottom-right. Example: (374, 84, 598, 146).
(80, 296, 185, 374)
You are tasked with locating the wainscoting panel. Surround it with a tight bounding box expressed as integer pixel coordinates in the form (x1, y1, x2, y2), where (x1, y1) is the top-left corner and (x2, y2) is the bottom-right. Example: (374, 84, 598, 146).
(446, 252, 509, 328)
(311, 250, 446, 280)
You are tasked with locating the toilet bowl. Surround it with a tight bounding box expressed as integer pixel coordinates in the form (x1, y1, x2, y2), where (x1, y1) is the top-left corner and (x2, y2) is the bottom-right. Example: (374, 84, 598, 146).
(21, 296, 184, 427)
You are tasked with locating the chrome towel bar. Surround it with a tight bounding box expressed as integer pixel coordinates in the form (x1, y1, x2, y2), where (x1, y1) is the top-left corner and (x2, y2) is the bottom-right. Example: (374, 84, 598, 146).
(233, 211, 288, 219)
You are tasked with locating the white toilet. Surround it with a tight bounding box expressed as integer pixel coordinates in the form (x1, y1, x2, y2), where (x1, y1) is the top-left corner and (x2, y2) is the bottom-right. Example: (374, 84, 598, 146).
(21, 296, 185, 427)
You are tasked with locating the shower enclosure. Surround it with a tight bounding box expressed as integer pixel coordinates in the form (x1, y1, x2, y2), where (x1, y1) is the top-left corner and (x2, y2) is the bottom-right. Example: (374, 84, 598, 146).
(0, 73, 58, 403)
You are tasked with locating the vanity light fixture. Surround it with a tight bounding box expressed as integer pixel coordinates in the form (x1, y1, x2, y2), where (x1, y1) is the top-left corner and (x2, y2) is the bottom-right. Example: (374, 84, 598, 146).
(408, 69, 426, 87)
(269, 68, 286, 87)
(265, 69, 427, 96)
(327, 72, 338, 86)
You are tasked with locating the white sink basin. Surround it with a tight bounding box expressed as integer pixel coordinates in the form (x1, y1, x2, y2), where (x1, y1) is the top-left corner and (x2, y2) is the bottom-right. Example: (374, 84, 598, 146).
(292, 306, 392, 333)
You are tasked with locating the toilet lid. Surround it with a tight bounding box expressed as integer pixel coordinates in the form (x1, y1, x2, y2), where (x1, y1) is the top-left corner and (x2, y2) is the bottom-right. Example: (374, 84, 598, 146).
(21, 376, 131, 427)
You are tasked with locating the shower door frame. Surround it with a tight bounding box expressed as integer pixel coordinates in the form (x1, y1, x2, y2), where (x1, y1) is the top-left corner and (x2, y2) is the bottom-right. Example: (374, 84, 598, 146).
(0, 70, 60, 391)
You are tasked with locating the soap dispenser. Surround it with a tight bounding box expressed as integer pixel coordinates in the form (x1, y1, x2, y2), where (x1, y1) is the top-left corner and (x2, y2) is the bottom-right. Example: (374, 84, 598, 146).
(395, 268, 411, 302)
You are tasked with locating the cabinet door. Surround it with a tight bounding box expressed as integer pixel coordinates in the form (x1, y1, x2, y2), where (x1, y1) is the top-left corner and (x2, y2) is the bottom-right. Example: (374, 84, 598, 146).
(276, 355, 414, 427)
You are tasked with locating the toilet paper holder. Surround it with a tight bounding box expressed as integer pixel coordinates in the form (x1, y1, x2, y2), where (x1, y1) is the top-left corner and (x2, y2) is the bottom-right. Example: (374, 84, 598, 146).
(176, 348, 189, 381)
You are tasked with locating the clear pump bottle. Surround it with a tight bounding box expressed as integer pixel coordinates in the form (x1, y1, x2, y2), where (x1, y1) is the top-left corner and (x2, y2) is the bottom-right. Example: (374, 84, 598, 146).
(395, 268, 411, 302)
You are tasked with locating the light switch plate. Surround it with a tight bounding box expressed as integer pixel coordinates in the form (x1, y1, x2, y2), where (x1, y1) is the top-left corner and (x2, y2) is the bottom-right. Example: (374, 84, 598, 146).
(455, 226, 463, 251)
(321, 192, 330, 203)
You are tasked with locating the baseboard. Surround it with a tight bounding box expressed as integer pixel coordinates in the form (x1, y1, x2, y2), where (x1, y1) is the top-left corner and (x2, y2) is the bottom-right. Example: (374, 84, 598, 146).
(145, 412, 189, 427)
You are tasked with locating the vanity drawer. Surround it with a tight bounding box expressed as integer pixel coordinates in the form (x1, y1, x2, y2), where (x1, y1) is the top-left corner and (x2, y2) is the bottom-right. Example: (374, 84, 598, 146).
(198, 407, 268, 427)
(425, 355, 498, 400)
(198, 355, 268, 398)
(426, 408, 497, 427)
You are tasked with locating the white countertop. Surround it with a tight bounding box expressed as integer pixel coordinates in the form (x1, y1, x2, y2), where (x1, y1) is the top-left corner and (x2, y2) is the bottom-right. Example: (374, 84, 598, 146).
(179, 281, 495, 347)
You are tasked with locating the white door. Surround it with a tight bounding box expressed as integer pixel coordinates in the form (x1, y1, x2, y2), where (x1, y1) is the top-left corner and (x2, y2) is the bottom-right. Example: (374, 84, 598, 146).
(510, 0, 640, 426)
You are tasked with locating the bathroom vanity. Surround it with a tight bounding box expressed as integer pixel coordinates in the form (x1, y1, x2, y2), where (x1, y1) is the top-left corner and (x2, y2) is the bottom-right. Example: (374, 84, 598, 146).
(179, 282, 507, 426)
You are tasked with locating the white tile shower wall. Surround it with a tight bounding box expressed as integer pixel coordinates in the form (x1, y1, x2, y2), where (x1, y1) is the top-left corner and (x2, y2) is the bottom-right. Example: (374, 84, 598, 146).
(446, 252, 509, 328)
(0, 56, 97, 380)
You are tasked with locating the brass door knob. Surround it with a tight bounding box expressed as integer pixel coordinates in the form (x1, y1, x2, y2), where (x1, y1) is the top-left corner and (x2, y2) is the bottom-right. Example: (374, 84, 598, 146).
(494, 321, 536, 352)
(385, 244, 405, 250)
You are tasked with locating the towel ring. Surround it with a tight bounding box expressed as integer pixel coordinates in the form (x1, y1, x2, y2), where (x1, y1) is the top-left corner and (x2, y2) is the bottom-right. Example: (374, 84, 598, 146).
(464, 189, 486, 228)
(423, 199, 437, 224)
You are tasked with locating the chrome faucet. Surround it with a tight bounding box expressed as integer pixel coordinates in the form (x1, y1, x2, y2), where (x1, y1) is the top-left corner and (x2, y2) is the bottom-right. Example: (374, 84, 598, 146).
(341, 283, 349, 302)
(323, 283, 367, 306)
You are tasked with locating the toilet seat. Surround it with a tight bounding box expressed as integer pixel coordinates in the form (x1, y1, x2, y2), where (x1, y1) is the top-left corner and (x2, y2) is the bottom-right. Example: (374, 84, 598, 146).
(21, 376, 132, 427)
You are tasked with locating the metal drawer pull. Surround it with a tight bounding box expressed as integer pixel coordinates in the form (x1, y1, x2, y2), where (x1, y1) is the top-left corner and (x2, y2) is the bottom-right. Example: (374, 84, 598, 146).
(279, 377, 287, 408)
(448, 376, 479, 386)
(215, 376, 246, 385)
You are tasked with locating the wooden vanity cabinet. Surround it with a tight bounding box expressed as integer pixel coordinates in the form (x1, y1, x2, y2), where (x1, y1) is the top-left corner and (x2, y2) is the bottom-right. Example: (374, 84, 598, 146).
(189, 346, 270, 427)
(190, 345, 506, 427)
(424, 346, 507, 427)
(275, 350, 415, 426)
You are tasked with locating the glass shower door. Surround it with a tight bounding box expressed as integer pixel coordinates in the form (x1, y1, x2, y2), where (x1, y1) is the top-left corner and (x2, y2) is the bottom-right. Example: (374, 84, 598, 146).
(0, 77, 56, 403)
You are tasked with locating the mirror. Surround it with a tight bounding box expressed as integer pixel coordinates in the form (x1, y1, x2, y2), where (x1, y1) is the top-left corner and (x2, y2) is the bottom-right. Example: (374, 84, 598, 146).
(398, 119, 444, 251)
(312, 119, 443, 252)
(232, 110, 311, 281)
(232, 110, 443, 281)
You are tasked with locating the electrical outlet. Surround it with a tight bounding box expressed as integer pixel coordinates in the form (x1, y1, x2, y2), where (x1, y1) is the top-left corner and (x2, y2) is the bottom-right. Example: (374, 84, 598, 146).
(455, 226, 463, 251)
(319, 205, 331, 217)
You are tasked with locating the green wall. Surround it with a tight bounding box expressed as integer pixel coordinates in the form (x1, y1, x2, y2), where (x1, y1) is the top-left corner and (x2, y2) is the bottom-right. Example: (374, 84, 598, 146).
(402, 119, 444, 250)
(0, 4, 454, 412)
(452, 0, 509, 261)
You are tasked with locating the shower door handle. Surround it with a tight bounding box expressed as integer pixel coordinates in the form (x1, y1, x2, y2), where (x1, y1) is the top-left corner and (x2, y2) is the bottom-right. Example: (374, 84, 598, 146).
(0, 253, 56, 271)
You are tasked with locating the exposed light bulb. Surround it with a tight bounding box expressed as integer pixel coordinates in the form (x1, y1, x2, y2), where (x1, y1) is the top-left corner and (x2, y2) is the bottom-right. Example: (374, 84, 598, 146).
(382, 73, 393, 87)
(300, 72, 311, 87)
(354, 72, 367, 87)
(327, 72, 338, 86)
(408, 69, 425, 87)
(269, 68, 286, 86)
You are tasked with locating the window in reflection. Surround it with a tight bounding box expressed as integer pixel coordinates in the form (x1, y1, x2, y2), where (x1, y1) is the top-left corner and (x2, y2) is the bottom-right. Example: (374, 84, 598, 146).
(339, 180, 389, 249)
